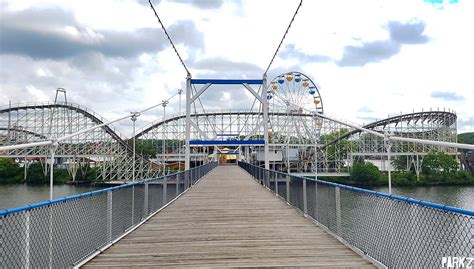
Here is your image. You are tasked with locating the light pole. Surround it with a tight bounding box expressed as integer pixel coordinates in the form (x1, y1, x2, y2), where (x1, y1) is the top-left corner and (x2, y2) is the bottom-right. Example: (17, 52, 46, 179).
(162, 100, 169, 174)
(384, 132, 392, 194)
(130, 111, 139, 226)
(49, 141, 58, 200)
(314, 118, 318, 181)
(178, 89, 183, 171)
(131, 112, 139, 182)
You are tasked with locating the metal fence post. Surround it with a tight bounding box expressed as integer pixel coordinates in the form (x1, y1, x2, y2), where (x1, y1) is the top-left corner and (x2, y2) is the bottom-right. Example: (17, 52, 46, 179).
(176, 174, 179, 196)
(335, 186, 341, 235)
(314, 182, 318, 221)
(275, 172, 279, 196)
(286, 175, 290, 203)
(188, 169, 191, 187)
(23, 211, 31, 268)
(107, 190, 113, 242)
(268, 170, 271, 188)
(303, 179, 308, 215)
(163, 179, 168, 205)
(266, 170, 270, 188)
(131, 185, 135, 226)
(263, 169, 266, 187)
(144, 182, 148, 217)
(184, 170, 188, 190)
(48, 206, 53, 268)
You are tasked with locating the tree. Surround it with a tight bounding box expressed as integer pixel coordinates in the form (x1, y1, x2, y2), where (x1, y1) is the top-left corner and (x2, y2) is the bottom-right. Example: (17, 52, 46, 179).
(0, 158, 22, 184)
(319, 128, 352, 164)
(350, 162, 381, 186)
(458, 132, 474, 145)
(392, 155, 410, 171)
(422, 151, 458, 174)
(25, 162, 47, 184)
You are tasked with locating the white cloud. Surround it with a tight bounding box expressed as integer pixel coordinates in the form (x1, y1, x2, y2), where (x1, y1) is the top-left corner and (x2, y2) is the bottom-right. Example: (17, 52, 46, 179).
(35, 68, 53, 77)
(26, 85, 50, 101)
(1, 0, 473, 135)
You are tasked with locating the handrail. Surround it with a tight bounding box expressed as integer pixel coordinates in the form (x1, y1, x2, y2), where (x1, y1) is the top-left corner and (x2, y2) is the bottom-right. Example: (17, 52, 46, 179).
(0, 164, 212, 217)
(239, 161, 474, 216)
(0, 161, 218, 268)
(238, 161, 473, 268)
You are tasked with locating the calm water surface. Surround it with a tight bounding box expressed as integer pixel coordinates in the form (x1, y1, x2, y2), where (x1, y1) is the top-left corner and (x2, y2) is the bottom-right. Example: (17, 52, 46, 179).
(0, 183, 473, 211)
(373, 185, 474, 211)
(0, 184, 102, 210)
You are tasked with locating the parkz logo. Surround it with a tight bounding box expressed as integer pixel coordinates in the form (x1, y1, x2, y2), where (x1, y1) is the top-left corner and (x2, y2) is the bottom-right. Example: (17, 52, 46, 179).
(442, 257, 474, 269)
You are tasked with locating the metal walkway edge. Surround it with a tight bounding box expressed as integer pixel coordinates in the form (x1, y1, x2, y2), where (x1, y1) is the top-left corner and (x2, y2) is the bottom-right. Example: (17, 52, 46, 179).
(84, 166, 375, 268)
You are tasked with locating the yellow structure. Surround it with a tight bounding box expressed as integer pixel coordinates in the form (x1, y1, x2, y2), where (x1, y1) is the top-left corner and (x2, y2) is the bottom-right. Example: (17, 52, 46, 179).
(213, 147, 237, 164)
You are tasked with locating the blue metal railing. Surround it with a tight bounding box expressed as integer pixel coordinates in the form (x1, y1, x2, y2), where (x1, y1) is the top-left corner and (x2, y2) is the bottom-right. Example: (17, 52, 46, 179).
(0, 162, 218, 268)
(238, 161, 474, 268)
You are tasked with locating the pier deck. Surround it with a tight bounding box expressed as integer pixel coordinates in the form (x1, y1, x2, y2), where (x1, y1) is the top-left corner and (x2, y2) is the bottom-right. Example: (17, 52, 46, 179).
(84, 166, 374, 268)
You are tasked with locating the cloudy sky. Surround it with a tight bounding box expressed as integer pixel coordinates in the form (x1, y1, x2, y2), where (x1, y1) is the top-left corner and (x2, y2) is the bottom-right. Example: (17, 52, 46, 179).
(1, 0, 473, 136)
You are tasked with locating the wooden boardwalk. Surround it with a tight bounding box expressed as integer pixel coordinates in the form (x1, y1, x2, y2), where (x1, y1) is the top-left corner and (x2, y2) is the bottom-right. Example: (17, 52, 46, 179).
(84, 166, 375, 268)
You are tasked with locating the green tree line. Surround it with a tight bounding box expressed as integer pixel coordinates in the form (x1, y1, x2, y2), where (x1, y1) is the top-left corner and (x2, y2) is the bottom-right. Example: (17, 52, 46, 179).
(0, 159, 97, 185)
(349, 151, 474, 187)
(458, 132, 474, 145)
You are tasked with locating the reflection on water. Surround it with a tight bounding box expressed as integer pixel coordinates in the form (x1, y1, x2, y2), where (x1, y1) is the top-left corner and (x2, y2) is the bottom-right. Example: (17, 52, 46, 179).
(0, 184, 102, 210)
(372, 185, 474, 211)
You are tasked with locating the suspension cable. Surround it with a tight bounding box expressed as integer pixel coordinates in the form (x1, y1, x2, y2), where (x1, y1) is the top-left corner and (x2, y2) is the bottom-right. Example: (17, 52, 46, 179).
(148, 0, 191, 77)
(264, 0, 303, 75)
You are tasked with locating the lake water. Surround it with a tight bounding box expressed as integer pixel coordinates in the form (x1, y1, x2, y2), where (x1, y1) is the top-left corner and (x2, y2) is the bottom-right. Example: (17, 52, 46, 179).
(373, 185, 474, 211)
(0, 183, 473, 211)
(0, 184, 103, 210)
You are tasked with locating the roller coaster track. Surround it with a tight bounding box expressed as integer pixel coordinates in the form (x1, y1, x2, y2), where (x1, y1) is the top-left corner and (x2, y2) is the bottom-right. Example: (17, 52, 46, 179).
(135, 110, 456, 143)
(135, 110, 315, 138)
(0, 127, 48, 140)
(0, 103, 126, 147)
(321, 111, 457, 150)
(0, 102, 158, 181)
(0, 102, 154, 159)
(0, 102, 460, 178)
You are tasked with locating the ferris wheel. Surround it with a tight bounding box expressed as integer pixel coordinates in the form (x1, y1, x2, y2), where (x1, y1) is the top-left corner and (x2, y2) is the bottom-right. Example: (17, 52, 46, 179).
(266, 71, 324, 144)
(267, 71, 323, 115)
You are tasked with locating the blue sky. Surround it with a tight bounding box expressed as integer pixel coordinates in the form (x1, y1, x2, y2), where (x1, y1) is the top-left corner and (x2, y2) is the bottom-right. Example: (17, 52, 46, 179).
(1, 0, 473, 134)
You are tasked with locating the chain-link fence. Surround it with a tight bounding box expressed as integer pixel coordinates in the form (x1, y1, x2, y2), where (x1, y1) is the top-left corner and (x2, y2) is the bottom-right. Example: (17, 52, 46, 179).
(239, 161, 474, 268)
(0, 162, 217, 268)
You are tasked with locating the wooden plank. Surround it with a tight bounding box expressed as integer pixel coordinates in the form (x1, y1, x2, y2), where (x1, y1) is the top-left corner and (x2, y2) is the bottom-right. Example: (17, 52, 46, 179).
(84, 166, 375, 268)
